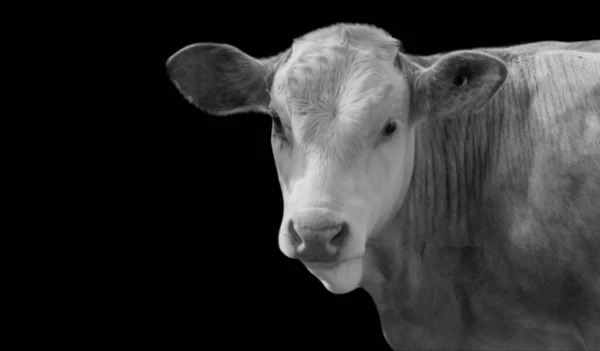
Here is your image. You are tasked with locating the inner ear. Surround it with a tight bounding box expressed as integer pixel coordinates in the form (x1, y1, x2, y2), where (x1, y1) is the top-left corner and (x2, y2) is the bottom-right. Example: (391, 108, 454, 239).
(448, 57, 489, 87)
(452, 67, 472, 87)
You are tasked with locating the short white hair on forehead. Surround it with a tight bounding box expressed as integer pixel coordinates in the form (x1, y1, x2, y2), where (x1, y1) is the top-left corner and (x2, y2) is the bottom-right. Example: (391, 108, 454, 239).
(292, 23, 401, 54)
(272, 23, 404, 153)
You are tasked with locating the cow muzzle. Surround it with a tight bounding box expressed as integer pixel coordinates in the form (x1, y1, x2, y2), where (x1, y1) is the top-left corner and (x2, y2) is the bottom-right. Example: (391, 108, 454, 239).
(281, 208, 350, 263)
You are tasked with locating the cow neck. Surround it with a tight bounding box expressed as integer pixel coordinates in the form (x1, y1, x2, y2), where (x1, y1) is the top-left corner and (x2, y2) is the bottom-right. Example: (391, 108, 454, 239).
(361, 109, 500, 290)
(412, 112, 499, 245)
(361, 58, 538, 347)
(360, 100, 509, 348)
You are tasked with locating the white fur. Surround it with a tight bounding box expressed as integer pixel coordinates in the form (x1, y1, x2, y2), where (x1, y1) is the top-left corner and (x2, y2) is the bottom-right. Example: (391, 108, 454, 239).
(271, 24, 416, 293)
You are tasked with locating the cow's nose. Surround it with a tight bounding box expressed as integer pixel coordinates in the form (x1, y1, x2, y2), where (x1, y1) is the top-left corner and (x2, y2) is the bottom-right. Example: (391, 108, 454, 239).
(288, 214, 349, 263)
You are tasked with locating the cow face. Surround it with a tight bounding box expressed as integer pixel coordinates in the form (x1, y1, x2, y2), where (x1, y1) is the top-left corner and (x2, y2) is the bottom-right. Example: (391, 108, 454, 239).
(266, 32, 416, 295)
(166, 24, 507, 294)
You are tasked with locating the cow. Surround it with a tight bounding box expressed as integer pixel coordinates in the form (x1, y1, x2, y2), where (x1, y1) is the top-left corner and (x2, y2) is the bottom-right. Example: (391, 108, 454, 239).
(166, 23, 600, 350)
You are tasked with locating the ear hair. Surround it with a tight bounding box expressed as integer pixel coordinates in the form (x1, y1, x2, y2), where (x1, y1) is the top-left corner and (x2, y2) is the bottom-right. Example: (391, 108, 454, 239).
(406, 51, 508, 122)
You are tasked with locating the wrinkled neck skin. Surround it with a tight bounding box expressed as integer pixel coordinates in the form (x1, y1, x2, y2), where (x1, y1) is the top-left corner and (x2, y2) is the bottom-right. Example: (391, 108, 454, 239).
(361, 106, 497, 350)
(360, 53, 598, 350)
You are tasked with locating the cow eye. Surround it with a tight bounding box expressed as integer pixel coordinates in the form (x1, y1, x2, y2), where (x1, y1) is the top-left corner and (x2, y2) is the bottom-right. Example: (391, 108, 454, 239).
(272, 114, 283, 133)
(381, 120, 397, 137)
(270, 111, 287, 141)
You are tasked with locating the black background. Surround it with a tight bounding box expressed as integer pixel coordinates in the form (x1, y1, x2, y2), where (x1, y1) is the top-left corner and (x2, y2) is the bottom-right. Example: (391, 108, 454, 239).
(131, 10, 597, 350)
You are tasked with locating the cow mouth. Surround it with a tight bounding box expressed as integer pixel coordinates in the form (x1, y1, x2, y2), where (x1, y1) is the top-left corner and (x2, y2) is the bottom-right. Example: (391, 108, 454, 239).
(302, 257, 362, 270)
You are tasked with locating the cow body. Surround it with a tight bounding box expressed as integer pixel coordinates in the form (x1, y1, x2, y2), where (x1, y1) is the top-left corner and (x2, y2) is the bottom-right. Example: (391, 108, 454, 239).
(365, 43, 600, 350)
(167, 24, 600, 350)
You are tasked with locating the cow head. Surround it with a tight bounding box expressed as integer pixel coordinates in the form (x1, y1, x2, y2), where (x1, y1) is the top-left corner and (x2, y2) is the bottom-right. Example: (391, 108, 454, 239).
(166, 24, 507, 294)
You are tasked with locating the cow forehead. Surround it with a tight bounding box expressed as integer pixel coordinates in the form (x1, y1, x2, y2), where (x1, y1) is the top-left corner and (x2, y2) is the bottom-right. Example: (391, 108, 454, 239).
(292, 23, 400, 53)
(270, 24, 405, 151)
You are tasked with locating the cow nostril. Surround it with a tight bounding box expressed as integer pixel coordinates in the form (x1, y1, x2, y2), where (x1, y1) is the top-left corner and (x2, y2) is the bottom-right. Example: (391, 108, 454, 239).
(288, 220, 302, 245)
(329, 223, 348, 249)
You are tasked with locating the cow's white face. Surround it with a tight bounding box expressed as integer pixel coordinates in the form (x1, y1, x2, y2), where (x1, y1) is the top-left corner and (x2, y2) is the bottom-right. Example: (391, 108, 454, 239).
(167, 23, 508, 294)
(268, 37, 416, 293)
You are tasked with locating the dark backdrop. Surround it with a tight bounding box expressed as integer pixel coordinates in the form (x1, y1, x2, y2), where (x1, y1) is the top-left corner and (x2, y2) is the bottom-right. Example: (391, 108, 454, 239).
(135, 12, 596, 350)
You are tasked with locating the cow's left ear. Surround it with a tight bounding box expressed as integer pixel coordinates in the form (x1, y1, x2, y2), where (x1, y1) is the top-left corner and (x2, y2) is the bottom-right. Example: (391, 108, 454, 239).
(411, 51, 508, 121)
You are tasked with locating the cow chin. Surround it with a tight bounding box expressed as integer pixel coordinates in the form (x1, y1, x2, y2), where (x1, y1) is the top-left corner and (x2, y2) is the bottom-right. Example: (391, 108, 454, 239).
(304, 257, 364, 294)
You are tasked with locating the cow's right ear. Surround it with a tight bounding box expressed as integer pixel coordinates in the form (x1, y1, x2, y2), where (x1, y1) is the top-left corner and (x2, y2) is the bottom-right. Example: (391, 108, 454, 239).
(166, 43, 277, 116)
